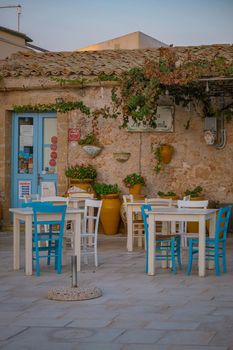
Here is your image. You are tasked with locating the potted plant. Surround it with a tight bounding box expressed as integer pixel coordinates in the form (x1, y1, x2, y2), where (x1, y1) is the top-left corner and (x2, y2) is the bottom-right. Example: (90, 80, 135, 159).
(93, 183, 121, 235)
(157, 191, 179, 200)
(123, 173, 146, 195)
(184, 186, 204, 200)
(65, 164, 97, 191)
(78, 133, 102, 157)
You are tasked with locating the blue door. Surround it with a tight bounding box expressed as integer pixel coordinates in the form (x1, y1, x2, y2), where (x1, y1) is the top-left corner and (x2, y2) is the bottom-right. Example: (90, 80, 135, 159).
(11, 113, 58, 208)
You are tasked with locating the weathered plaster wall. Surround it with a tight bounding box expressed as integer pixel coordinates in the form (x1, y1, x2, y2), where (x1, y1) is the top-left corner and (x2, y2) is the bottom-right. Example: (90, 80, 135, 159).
(0, 81, 233, 226)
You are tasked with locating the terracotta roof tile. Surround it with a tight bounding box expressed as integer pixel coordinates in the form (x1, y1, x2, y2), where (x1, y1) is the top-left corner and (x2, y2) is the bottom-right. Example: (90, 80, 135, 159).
(0, 45, 232, 79)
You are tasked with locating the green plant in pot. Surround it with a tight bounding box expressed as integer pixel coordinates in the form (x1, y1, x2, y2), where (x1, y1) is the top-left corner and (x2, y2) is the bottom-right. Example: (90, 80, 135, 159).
(65, 164, 97, 191)
(93, 183, 121, 235)
(157, 191, 179, 199)
(123, 173, 145, 195)
(184, 186, 203, 199)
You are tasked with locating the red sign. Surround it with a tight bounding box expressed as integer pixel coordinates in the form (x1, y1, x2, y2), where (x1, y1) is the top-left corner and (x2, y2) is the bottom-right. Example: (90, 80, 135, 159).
(49, 159, 56, 167)
(51, 136, 57, 144)
(50, 144, 57, 151)
(50, 151, 57, 159)
(68, 128, 81, 142)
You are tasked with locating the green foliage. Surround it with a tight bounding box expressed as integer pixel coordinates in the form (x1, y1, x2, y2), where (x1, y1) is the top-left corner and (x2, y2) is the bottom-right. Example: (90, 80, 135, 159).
(153, 145, 162, 174)
(98, 73, 119, 81)
(65, 164, 97, 180)
(184, 186, 203, 198)
(93, 183, 120, 195)
(78, 133, 96, 145)
(157, 191, 177, 197)
(123, 173, 146, 188)
(13, 101, 91, 115)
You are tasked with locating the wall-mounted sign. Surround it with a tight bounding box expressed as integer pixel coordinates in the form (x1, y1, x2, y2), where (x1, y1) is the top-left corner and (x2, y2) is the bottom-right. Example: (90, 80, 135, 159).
(68, 128, 81, 142)
(18, 180, 31, 199)
(127, 106, 174, 132)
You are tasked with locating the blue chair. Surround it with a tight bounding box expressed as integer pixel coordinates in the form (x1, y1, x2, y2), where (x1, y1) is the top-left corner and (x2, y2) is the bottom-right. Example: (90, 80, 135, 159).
(141, 204, 181, 274)
(23, 202, 67, 276)
(187, 206, 232, 276)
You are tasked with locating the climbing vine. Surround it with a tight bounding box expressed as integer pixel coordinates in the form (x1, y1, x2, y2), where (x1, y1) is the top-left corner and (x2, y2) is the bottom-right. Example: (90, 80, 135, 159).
(12, 48, 233, 129)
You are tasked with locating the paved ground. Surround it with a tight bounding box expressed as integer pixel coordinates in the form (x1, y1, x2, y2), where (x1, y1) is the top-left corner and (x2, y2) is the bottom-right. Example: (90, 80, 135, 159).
(0, 231, 233, 350)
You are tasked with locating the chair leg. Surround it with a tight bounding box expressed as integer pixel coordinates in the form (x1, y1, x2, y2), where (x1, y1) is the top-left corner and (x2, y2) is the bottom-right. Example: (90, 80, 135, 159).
(187, 239, 193, 275)
(214, 247, 220, 276)
(171, 239, 176, 274)
(35, 242, 40, 277)
(94, 242, 98, 267)
(222, 242, 227, 273)
(56, 240, 62, 274)
(47, 225, 52, 265)
(177, 237, 182, 270)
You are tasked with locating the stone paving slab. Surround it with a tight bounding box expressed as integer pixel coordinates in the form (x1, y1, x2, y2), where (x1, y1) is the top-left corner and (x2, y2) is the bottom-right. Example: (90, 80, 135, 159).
(0, 232, 233, 349)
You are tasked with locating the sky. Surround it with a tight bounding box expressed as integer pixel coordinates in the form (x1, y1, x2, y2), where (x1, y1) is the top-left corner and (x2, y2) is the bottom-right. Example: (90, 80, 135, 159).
(0, 0, 233, 51)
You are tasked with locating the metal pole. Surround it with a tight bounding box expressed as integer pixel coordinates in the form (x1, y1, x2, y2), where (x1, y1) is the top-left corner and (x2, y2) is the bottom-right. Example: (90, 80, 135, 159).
(71, 255, 78, 288)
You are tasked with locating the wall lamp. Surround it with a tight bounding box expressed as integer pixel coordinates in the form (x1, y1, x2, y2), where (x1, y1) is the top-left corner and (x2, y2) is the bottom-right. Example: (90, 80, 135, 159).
(55, 97, 64, 104)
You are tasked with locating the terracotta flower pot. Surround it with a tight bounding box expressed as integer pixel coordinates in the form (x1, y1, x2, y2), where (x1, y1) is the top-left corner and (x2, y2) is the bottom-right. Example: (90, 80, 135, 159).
(160, 144, 174, 164)
(129, 184, 142, 195)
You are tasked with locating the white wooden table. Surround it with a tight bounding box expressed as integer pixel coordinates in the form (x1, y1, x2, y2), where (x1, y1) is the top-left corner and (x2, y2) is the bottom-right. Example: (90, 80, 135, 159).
(9, 207, 83, 276)
(147, 207, 217, 277)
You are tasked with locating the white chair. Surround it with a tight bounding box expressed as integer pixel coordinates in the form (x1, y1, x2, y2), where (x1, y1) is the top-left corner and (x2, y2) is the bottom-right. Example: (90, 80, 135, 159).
(145, 197, 173, 234)
(41, 181, 56, 197)
(41, 196, 69, 205)
(145, 197, 172, 207)
(122, 195, 145, 248)
(177, 199, 209, 247)
(64, 199, 102, 267)
(23, 194, 40, 203)
(81, 199, 102, 267)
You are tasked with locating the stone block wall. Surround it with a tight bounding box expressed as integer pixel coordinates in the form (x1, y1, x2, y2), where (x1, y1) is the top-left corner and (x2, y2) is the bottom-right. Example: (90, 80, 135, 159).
(0, 80, 233, 226)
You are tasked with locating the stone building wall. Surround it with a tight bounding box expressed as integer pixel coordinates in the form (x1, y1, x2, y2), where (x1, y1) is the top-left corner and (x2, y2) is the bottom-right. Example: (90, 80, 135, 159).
(0, 80, 233, 226)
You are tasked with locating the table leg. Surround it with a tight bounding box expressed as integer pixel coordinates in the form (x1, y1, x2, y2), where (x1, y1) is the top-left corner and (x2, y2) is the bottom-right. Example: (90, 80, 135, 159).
(73, 213, 81, 272)
(13, 215, 20, 270)
(127, 206, 133, 252)
(148, 215, 155, 275)
(198, 216, 206, 277)
(25, 215, 32, 276)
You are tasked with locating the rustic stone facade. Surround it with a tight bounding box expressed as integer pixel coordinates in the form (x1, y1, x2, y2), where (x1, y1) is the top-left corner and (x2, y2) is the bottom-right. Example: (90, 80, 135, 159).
(0, 80, 233, 227)
(0, 45, 233, 227)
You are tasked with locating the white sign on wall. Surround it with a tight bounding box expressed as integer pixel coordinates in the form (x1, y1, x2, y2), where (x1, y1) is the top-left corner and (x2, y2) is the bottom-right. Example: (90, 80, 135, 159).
(127, 106, 174, 132)
(18, 181, 31, 199)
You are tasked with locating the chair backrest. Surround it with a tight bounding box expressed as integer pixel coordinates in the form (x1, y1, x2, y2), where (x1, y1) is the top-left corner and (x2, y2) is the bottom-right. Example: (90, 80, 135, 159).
(141, 204, 152, 239)
(122, 195, 134, 203)
(215, 206, 232, 242)
(23, 194, 40, 203)
(41, 181, 56, 197)
(177, 200, 208, 209)
(41, 196, 69, 206)
(83, 199, 102, 235)
(25, 202, 67, 235)
(145, 197, 172, 207)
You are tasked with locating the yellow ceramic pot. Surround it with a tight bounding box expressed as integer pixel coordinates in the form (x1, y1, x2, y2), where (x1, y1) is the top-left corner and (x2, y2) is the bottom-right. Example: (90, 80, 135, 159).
(160, 144, 174, 164)
(100, 194, 121, 235)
